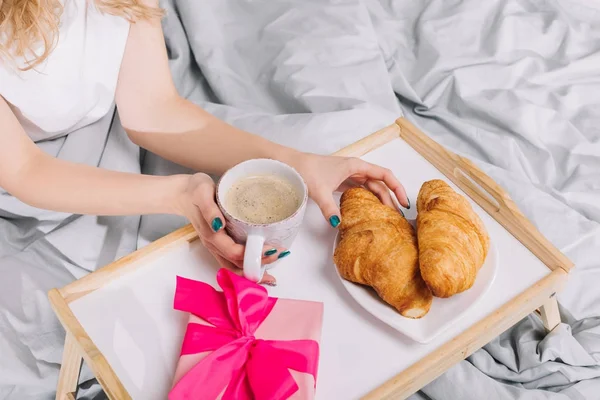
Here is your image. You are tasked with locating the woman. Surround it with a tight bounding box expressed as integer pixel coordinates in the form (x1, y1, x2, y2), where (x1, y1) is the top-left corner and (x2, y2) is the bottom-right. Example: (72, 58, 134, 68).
(0, 0, 408, 396)
(1, 0, 409, 279)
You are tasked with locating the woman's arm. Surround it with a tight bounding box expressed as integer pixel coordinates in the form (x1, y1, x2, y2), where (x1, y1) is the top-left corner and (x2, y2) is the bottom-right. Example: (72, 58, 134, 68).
(115, 7, 298, 175)
(115, 5, 408, 217)
(0, 96, 188, 216)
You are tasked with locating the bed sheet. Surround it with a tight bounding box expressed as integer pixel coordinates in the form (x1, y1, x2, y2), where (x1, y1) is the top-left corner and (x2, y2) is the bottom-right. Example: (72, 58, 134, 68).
(1, 0, 599, 399)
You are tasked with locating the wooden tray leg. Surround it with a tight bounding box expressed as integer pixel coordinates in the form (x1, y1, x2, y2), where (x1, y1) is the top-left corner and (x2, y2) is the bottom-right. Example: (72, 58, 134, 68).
(538, 297, 561, 332)
(56, 333, 83, 400)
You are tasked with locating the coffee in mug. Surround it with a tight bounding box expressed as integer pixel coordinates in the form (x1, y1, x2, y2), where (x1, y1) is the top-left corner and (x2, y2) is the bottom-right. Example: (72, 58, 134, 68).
(224, 175, 301, 224)
(216, 159, 308, 282)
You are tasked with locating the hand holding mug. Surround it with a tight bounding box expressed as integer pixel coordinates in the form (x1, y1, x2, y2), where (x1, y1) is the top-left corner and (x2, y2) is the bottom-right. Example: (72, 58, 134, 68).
(216, 159, 308, 283)
(175, 172, 285, 285)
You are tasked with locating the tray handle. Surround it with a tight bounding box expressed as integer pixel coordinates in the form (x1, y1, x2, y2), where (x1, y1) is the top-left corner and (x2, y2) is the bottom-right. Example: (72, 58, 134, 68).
(452, 154, 536, 239)
(395, 117, 573, 273)
(333, 123, 401, 157)
(453, 155, 519, 213)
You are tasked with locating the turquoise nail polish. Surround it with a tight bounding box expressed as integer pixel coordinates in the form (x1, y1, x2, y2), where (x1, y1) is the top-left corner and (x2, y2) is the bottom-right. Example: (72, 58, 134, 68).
(264, 249, 277, 257)
(329, 215, 340, 228)
(407, 198, 411, 209)
(211, 217, 223, 232)
(278, 250, 291, 259)
(400, 209, 405, 217)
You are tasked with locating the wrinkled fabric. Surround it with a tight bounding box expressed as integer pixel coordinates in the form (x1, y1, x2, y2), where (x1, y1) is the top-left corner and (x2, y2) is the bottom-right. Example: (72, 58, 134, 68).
(1, 0, 599, 399)
(0, 111, 140, 399)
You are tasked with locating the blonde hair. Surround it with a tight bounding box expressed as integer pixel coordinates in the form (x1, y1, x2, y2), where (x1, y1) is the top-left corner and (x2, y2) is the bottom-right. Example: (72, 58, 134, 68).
(0, 0, 163, 71)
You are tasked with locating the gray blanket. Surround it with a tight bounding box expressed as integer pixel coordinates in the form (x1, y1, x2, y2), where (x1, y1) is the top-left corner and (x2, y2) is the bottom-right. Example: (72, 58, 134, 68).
(1, 0, 599, 399)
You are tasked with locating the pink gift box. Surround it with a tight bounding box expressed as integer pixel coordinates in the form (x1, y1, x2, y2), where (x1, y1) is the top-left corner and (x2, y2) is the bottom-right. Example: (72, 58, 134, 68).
(169, 269, 323, 400)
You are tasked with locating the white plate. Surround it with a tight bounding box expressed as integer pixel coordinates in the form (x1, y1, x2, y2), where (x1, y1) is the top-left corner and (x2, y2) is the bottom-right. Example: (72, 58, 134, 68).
(332, 220, 499, 344)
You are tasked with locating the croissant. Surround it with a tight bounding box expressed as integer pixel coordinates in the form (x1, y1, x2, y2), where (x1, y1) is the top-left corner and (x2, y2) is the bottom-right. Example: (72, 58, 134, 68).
(416, 180, 490, 298)
(333, 188, 432, 319)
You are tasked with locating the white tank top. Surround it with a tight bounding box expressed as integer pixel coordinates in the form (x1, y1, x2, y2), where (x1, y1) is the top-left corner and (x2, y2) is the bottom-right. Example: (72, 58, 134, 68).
(0, 0, 130, 142)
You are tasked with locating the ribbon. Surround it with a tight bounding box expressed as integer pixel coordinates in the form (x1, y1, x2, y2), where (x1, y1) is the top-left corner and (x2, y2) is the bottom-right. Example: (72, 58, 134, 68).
(168, 269, 320, 400)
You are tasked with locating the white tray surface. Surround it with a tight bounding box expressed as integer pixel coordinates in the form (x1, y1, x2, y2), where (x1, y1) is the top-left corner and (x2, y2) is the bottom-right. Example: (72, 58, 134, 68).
(70, 138, 550, 399)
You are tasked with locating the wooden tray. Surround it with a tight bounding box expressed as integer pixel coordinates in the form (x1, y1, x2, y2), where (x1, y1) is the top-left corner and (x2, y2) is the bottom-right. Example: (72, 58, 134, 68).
(48, 117, 573, 400)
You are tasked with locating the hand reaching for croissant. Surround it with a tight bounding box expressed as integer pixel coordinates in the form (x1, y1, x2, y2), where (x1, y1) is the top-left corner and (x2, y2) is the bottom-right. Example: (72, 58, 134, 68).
(286, 153, 410, 226)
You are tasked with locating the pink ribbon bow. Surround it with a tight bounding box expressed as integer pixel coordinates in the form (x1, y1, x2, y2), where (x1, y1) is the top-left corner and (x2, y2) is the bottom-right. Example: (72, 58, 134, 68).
(168, 269, 320, 400)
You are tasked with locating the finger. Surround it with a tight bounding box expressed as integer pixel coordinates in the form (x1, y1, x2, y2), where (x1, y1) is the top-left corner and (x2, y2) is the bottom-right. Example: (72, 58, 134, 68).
(216, 243, 286, 268)
(188, 204, 213, 237)
(313, 189, 341, 228)
(365, 180, 402, 214)
(350, 160, 410, 208)
(210, 244, 243, 269)
(213, 253, 236, 270)
(210, 232, 245, 263)
(262, 245, 286, 264)
(217, 252, 277, 286)
(336, 178, 363, 193)
(260, 272, 277, 286)
(191, 179, 226, 232)
(189, 202, 245, 265)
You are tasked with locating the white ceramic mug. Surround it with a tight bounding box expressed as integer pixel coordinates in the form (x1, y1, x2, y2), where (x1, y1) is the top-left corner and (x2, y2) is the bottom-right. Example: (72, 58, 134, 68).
(216, 159, 308, 282)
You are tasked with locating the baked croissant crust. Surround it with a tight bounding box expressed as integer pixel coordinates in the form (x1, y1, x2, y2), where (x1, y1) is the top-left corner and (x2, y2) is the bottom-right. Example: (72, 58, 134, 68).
(417, 180, 490, 298)
(334, 188, 432, 319)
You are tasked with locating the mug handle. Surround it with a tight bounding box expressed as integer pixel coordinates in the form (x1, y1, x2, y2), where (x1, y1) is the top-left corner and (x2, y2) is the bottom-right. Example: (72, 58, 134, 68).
(243, 234, 265, 282)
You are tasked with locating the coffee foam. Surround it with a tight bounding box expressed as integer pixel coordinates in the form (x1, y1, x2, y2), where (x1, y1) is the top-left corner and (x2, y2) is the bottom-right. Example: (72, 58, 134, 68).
(224, 175, 300, 224)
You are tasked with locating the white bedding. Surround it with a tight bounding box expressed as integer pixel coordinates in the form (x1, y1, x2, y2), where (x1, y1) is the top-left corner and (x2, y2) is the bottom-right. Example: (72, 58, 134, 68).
(1, 0, 599, 398)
